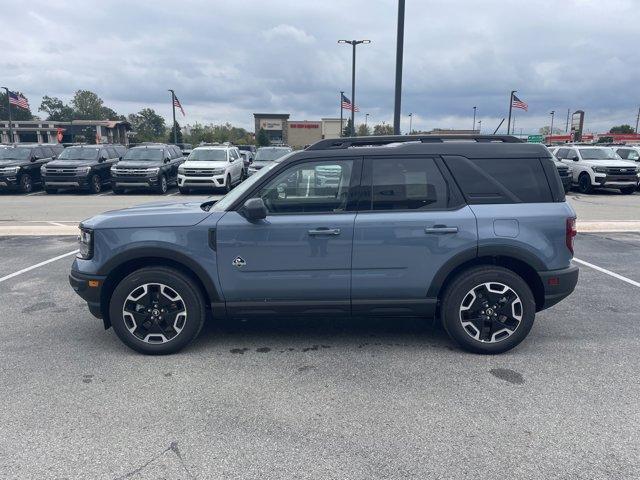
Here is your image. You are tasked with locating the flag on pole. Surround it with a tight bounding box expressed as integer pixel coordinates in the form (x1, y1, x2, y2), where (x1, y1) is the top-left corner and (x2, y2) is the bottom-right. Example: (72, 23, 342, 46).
(8, 91, 30, 110)
(173, 95, 185, 116)
(511, 94, 528, 111)
(341, 93, 359, 112)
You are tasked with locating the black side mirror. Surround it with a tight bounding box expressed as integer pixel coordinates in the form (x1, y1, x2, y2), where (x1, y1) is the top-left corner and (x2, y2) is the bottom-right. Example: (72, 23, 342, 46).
(571, 156, 579, 161)
(164, 158, 171, 163)
(99, 157, 107, 162)
(31, 156, 38, 162)
(242, 198, 267, 221)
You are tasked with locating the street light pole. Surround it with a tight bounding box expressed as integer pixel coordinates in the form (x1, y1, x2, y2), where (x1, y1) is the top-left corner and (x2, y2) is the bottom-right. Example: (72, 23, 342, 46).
(1, 87, 14, 143)
(478, 119, 482, 133)
(393, 0, 405, 135)
(549, 110, 555, 143)
(408, 112, 413, 134)
(365, 113, 369, 129)
(338, 39, 370, 137)
(472, 106, 477, 132)
(339, 90, 344, 138)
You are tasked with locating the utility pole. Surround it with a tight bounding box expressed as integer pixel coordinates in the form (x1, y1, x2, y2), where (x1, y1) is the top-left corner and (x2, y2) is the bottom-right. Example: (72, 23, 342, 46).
(636, 106, 640, 134)
(393, 0, 405, 135)
(478, 119, 482, 133)
(408, 112, 413, 134)
(338, 39, 370, 136)
(365, 113, 369, 130)
(549, 110, 555, 143)
(1, 87, 14, 143)
(168, 89, 177, 144)
(472, 106, 477, 132)
(565, 108, 570, 133)
(339, 91, 344, 138)
(506, 90, 516, 134)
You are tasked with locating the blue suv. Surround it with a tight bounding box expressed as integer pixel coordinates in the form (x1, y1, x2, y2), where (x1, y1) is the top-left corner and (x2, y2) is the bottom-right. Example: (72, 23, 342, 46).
(69, 135, 579, 355)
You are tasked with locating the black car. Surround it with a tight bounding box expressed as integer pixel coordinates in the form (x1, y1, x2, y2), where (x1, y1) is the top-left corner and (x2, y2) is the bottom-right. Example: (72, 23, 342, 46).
(42, 144, 126, 194)
(111, 144, 184, 194)
(0, 144, 64, 193)
(247, 146, 293, 175)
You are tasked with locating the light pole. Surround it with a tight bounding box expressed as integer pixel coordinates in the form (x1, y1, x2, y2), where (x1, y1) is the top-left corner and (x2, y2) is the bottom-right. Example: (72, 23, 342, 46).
(472, 106, 477, 132)
(338, 39, 371, 136)
(365, 113, 369, 130)
(393, 0, 405, 135)
(408, 113, 413, 134)
(478, 119, 482, 133)
(549, 110, 555, 143)
(1, 87, 14, 143)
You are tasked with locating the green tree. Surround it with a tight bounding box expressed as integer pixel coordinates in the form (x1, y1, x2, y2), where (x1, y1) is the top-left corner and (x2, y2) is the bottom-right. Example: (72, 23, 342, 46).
(71, 90, 106, 119)
(373, 123, 393, 135)
(39, 95, 74, 121)
(128, 108, 166, 142)
(609, 124, 634, 134)
(0, 91, 33, 121)
(257, 127, 270, 146)
(342, 118, 354, 137)
(356, 123, 371, 136)
(167, 121, 183, 143)
(538, 126, 563, 135)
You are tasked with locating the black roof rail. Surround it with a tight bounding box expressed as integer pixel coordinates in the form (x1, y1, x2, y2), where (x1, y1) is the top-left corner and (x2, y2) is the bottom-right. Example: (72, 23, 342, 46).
(306, 134, 524, 150)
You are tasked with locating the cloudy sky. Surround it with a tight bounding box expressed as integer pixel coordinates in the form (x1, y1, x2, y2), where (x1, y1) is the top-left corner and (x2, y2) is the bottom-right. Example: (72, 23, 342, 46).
(3, 0, 639, 134)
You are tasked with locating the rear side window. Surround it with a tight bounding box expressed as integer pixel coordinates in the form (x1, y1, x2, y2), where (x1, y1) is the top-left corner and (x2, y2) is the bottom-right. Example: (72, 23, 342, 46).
(444, 156, 553, 204)
(364, 157, 450, 211)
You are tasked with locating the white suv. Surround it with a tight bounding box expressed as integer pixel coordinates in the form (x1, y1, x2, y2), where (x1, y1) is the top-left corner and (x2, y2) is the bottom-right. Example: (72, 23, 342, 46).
(178, 145, 244, 193)
(555, 145, 639, 194)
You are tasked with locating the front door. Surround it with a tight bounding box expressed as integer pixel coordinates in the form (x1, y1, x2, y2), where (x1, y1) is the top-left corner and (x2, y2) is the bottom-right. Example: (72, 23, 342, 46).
(351, 156, 478, 316)
(216, 157, 361, 317)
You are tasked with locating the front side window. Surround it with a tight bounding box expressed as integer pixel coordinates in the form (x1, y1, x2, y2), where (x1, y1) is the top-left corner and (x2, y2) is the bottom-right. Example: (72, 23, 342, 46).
(578, 148, 618, 160)
(252, 160, 354, 214)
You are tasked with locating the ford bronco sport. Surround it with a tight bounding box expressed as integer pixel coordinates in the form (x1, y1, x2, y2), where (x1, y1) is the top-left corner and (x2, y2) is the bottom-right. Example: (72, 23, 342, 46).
(70, 135, 579, 355)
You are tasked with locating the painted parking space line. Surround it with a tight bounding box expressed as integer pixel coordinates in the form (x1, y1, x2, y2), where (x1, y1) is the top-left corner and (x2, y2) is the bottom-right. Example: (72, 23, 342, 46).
(47, 221, 69, 227)
(26, 191, 45, 196)
(0, 250, 78, 284)
(97, 191, 112, 196)
(167, 191, 180, 196)
(573, 258, 640, 288)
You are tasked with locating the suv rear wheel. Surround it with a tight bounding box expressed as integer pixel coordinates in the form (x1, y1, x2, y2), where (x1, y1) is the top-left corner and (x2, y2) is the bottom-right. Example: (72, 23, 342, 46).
(578, 173, 593, 194)
(441, 266, 536, 354)
(109, 267, 206, 355)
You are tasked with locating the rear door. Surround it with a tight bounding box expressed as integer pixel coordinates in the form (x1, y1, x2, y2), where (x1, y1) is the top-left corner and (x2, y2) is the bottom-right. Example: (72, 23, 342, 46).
(351, 156, 477, 316)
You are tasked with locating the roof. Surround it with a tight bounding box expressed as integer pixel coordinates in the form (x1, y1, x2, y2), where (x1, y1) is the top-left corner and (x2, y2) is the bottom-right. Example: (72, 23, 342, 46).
(253, 113, 290, 119)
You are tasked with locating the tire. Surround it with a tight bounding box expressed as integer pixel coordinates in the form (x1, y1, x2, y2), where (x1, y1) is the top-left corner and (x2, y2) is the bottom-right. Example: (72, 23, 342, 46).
(224, 174, 232, 193)
(155, 174, 168, 194)
(178, 187, 190, 194)
(88, 174, 102, 194)
(578, 173, 593, 194)
(44, 187, 57, 194)
(112, 186, 125, 194)
(19, 174, 33, 193)
(564, 184, 571, 194)
(109, 267, 206, 355)
(620, 186, 636, 195)
(441, 266, 536, 354)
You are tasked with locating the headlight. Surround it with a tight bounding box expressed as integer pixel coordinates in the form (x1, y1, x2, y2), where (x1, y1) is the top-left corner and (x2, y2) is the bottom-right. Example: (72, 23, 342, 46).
(592, 166, 607, 174)
(146, 167, 160, 174)
(2, 166, 19, 175)
(178, 166, 185, 173)
(40, 165, 47, 174)
(76, 166, 91, 175)
(211, 168, 224, 175)
(77, 228, 94, 260)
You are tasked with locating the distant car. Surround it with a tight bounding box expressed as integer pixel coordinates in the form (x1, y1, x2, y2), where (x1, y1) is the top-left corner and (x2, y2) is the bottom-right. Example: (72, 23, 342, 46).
(177, 145, 244, 193)
(248, 146, 293, 175)
(0, 144, 63, 193)
(42, 144, 125, 194)
(555, 145, 639, 194)
(111, 144, 184, 194)
(544, 146, 572, 193)
(173, 143, 193, 156)
(614, 146, 640, 163)
(237, 145, 257, 174)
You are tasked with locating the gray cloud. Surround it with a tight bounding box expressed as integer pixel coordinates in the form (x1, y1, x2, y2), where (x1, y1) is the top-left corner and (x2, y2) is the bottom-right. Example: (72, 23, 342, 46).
(2, 0, 639, 133)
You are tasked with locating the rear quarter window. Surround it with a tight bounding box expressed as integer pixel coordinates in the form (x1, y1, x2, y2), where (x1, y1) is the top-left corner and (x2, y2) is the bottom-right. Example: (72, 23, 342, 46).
(444, 156, 553, 204)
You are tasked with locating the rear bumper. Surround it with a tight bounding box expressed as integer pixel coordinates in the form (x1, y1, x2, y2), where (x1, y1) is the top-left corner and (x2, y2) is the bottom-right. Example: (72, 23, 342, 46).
(538, 264, 579, 310)
(69, 269, 106, 319)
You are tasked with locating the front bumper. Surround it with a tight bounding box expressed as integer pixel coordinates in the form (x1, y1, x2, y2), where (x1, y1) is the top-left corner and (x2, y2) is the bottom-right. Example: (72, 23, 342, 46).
(538, 264, 579, 310)
(593, 173, 638, 188)
(112, 175, 159, 189)
(43, 175, 90, 188)
(69, 269, 106, 320)
(178, 174, 226, 189)
(559, 175, 572, 190)
(0, 175, 19, 188)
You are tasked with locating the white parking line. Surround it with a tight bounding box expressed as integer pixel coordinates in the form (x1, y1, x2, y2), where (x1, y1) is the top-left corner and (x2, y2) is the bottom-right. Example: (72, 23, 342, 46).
(26, 191, 45, 196)
(573, 258, 640, 288)
(0, 250, 78, 284)
(167, 191, 180, 196)
(97, 191, 112, 196)
(47, 221, 69, 227)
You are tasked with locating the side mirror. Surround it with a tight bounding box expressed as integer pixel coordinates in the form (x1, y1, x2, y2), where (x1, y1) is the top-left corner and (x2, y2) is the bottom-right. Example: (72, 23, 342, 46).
(99, 157, 107, 162)
(571, 156, 579, 161)
(164, 158, 171, 163)
(31, 156, 38, 162)
(241, 198, 267, 221)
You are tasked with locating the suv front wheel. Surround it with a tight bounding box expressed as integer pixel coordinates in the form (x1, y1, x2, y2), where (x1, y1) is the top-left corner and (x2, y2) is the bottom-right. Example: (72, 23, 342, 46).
(109, 267, 206, 354)
(441, 266, 536, 354)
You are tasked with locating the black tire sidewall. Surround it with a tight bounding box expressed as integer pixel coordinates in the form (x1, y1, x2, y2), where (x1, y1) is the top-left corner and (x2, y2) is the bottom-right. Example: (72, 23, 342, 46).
(578, 173, 592, 193)
(90, 174, 101, 194)
(109, 267, 205, 354)
(442, 267, 536, 354)
(20, 174, 32, 193)
(156, 175, 167, 194)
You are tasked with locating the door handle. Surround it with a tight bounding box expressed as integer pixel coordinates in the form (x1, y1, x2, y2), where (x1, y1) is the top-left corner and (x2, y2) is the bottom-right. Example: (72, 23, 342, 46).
(424, 225, 458, 234)
(308, 228, 341, 236)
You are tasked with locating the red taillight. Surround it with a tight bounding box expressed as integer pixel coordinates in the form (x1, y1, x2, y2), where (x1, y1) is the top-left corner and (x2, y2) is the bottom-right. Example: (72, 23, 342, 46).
(566, 217, 577, 254)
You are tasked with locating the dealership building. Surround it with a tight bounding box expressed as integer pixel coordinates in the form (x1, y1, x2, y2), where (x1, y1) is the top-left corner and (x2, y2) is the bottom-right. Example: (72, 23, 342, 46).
(253, 114, 342, 149)
(0, 120, 131, 145)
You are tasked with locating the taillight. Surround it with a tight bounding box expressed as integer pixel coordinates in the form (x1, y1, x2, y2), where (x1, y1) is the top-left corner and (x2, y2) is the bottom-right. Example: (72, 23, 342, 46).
(566, 217, 577, 254)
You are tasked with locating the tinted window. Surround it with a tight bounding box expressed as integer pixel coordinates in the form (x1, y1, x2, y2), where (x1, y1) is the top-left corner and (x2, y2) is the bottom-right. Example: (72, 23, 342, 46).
(253, 160, 354, 214)
(445, 157, 553, 204)
(555, 148, 568, 159)
(105, 147, 116, 158)
(123, 148, 163, 161)
(366, 157, 449, 211)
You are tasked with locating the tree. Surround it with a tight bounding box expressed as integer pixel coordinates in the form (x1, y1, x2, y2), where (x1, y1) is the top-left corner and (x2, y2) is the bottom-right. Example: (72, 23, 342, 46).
(342, 118, 354, 137)
(0, 91, 33, 121)
(128, 108, 166, 142)
(71, 90, 106, 120)
(609, 124, 634, 134)
(39, 95, 74, 121)
(539, 126, 563, 135)
(356, 123, 371, 136)
(167, 121, 183, 143)
(373, 123, 393, 136)
(257, 128, 270, 146)
(39, 91, 120, 121)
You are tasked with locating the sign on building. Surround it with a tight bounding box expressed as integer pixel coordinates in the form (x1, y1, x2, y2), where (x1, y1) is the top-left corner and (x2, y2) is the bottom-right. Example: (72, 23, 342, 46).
(259, 119, 283, 131)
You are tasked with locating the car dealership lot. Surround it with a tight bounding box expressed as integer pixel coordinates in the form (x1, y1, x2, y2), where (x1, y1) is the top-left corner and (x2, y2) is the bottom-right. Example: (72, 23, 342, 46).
(1, 226, 640, 478)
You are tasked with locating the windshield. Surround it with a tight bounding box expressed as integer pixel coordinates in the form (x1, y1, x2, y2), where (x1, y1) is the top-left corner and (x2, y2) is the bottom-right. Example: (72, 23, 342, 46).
(579, 148, 619, 160)
(255, 148, 291, 161)
(188, 149, 227, 161)
(0, 148, 31, 160)
(210, 154, 296, 211)
(58, 147, 99, 161)
(123, 148, 163, 161)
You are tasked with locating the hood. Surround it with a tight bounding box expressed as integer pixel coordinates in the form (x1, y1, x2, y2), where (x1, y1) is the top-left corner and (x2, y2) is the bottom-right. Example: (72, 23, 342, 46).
(0, 159, 28, 167)
(182, 160, 227, 168)
(81, 200, 215, 230)
(579, 159, 638, 168)
(114, 160, 163, 169)
(46, 159, 97, 168)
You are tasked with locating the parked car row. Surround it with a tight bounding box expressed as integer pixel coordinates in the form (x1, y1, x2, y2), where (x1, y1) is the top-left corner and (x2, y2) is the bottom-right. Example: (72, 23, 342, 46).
(0, 143, 293, 194)
(547, 145, 640, 195)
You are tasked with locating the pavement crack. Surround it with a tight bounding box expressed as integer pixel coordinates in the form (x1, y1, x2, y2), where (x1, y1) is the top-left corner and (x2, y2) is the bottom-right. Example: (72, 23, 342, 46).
(113, 441, 197, 480)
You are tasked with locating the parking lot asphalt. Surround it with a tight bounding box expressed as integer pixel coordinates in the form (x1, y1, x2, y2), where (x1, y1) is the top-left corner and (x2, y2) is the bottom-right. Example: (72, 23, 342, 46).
(1, 233, 639, 479)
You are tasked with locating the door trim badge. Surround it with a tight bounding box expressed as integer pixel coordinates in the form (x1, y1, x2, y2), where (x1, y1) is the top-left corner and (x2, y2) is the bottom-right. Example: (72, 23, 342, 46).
(232, 256, 246, 268)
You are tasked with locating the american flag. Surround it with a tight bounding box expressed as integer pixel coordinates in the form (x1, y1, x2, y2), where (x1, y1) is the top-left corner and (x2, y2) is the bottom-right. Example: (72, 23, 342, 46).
(173, 94, 185, 116)
(341, 93, 359, 112)
(511, 94, 528, 111)
(8, 91, 30, 110)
